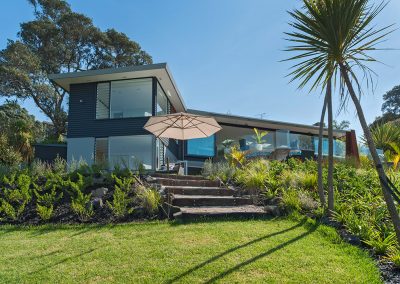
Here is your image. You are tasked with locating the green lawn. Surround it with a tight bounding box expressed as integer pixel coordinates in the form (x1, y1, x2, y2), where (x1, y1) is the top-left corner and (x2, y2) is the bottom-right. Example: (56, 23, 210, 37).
(0, 218, 381, 284)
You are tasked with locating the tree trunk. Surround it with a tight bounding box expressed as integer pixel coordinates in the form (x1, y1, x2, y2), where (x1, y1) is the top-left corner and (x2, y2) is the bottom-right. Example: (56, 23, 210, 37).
(327, 77, 334, 215)
(318, 95, 328, 207)
(340, 62, 400, 243)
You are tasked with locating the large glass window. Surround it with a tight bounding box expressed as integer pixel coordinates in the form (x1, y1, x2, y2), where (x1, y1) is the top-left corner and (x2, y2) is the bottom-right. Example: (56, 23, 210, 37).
(109, 135, 153, 170)
(96, 83, 110, 119)
(187, 135, 215, 157)
(157, 82, 169, 115)
(95, 138, 108, 164)
(110, 79, 152, 118)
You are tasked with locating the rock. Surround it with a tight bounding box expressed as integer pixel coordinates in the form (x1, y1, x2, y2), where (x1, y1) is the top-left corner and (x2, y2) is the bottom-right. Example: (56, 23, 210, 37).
(91, 197, 103, 209)
(269, 197, 284, 206)
(264, 205, 281, 216)
(91, 187, 108, 198)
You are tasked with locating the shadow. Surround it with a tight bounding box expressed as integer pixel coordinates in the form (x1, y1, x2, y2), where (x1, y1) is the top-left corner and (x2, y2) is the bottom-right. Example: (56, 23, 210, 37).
(29, 249, 61, 260)
(204, 222, 319, 283)
(28, 248, 97, 275)
(166, 218, 308, 284)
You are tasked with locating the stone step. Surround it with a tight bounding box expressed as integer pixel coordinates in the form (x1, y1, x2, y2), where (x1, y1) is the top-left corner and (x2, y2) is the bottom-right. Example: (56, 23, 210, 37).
(172, 194, 254, 207)
(165, 186, 235, 196)
(151, 173, 207, 181)
(173, 205, 267, 219)
(155, 178, 220, 187)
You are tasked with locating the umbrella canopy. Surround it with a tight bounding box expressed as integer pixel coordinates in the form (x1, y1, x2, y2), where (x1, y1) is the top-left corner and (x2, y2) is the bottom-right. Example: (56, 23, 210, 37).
(144, 112, 222, 140)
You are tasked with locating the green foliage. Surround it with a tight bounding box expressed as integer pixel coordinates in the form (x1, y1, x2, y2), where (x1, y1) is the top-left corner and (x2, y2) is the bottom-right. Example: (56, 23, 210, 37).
(30, 159, 53, 177)
(382, 85, 400, 116)
(384, 248, 400, 268)
(235, 159, 270, 190)
(202, 160, 236, 183)
(364, 122, 400, 153)
(107, 174, 135, 218)
(281, 189, 301, 213)
(67, 173, 93, 222)
(136, 186, 161, 216)
(0, 134, 22, 167)
(0, 174, 32, 221)
(364, 232, 397, 255)
(224, 145, 247, 167)
(252, 128, 268, 144)
(34, 179, 63, 221)
(36, 204, 53, 221)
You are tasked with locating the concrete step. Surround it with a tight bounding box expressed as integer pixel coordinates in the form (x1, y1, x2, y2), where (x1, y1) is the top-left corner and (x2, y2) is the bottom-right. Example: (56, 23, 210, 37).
(173, 205, 267, 219)
(165, 186, 235, 196)
(151, 173, 207, 181)
(172, 194, 254, 207)
(154, 178, 220, 187)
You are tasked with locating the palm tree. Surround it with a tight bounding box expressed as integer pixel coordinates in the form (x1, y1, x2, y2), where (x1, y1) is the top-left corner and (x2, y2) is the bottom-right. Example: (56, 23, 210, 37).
(284, 0, 400, 242)
(317, 95, 327, 206)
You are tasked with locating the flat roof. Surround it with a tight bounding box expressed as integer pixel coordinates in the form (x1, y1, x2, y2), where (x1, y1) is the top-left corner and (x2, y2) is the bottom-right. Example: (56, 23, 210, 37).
(188, 109, 348, 137)
(49, 63, 186, 112)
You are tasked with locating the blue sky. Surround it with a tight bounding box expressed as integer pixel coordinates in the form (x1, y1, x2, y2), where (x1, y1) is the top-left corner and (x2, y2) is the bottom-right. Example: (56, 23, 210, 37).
(1, 0, 400, 137)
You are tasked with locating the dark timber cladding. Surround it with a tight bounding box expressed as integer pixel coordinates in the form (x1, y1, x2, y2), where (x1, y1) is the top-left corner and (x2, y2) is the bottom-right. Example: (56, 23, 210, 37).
(68, 81, 155, 138)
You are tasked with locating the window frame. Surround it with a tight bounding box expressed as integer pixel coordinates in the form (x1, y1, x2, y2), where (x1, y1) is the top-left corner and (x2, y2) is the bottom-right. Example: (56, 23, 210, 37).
(95, 77, 156, 120)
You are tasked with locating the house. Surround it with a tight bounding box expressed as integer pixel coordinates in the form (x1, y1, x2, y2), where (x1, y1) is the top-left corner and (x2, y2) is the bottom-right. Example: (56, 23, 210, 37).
(49, 63, 358, 173)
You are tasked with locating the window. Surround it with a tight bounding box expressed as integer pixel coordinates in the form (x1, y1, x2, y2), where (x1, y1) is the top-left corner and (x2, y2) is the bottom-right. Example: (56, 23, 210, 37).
(95, 138, 108, 164)
(187, 135, 215, 157)
(96, 83, 110, 119)
(110, 78, 152, 118)
(109, 135, 153, 170)
(157, 82, 169, 115)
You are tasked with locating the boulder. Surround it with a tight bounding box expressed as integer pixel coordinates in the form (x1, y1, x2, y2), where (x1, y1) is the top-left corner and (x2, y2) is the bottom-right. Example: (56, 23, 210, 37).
(264, 205, 281, 216)
(91, 197, 103, 209)
(91, 187, 108, 198)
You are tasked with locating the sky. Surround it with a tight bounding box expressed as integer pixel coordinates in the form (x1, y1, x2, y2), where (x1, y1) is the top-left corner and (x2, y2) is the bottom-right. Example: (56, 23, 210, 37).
(1, 0, 400, 138)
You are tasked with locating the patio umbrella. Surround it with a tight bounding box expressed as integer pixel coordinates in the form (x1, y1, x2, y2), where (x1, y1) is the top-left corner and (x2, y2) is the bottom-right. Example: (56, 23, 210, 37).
(144, 112, 222, 164)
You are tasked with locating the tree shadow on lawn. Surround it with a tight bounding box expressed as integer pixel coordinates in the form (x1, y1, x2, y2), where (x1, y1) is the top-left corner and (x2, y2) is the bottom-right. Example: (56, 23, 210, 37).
(167, 217, 317, 284)
(27, 247, 98, 276)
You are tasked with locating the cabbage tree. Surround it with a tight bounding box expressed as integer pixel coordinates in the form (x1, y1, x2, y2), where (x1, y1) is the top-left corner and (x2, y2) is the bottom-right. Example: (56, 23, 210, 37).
(284, 0, 400, 242)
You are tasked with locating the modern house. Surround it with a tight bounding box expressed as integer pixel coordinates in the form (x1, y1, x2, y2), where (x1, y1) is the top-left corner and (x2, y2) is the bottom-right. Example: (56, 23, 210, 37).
(49, 63, 358, 173)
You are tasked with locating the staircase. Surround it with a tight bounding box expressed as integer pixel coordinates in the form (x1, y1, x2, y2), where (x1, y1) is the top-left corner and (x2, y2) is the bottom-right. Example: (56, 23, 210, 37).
(150, 173, 267, 219)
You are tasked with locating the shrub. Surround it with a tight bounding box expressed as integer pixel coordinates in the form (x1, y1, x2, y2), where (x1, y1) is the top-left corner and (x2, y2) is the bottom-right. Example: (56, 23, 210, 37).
(225, 145, 247, 167)
(36, 204, 53, 221)
(363, 232, 397, 255)
(202, 160, 236, 183)
(298, 191, 319, 211)
(235, 159, 269, 190)
(136, 186, 161, 216)
(30, 159, 52, 178)
(281, 189, 301, 214)
(67, 174, 93, 222)
(0, 174, 32, 221)
(53, 156, 67, 176)
(384, 248, 400, 268)
(107, 175, 135, 218)
(71, 190, 93, 222)
(34, 182, 63, 221)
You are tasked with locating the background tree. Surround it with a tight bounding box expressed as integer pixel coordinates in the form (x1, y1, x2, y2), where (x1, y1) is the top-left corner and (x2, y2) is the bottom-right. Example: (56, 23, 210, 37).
(382, 85, 400, 115)
(0, 0, 152, 138)
(0, 101, 45, 162)
(285, 0, 400, 243)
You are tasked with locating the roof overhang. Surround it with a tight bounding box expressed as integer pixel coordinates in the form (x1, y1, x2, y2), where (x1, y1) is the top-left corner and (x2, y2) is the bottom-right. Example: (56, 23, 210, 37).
(188, 109, 348, 138)
(49, 63, 186, 112)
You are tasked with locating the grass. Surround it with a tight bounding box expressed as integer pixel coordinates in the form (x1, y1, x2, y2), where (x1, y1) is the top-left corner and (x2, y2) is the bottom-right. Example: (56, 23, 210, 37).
(0, 218, 381, 283)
